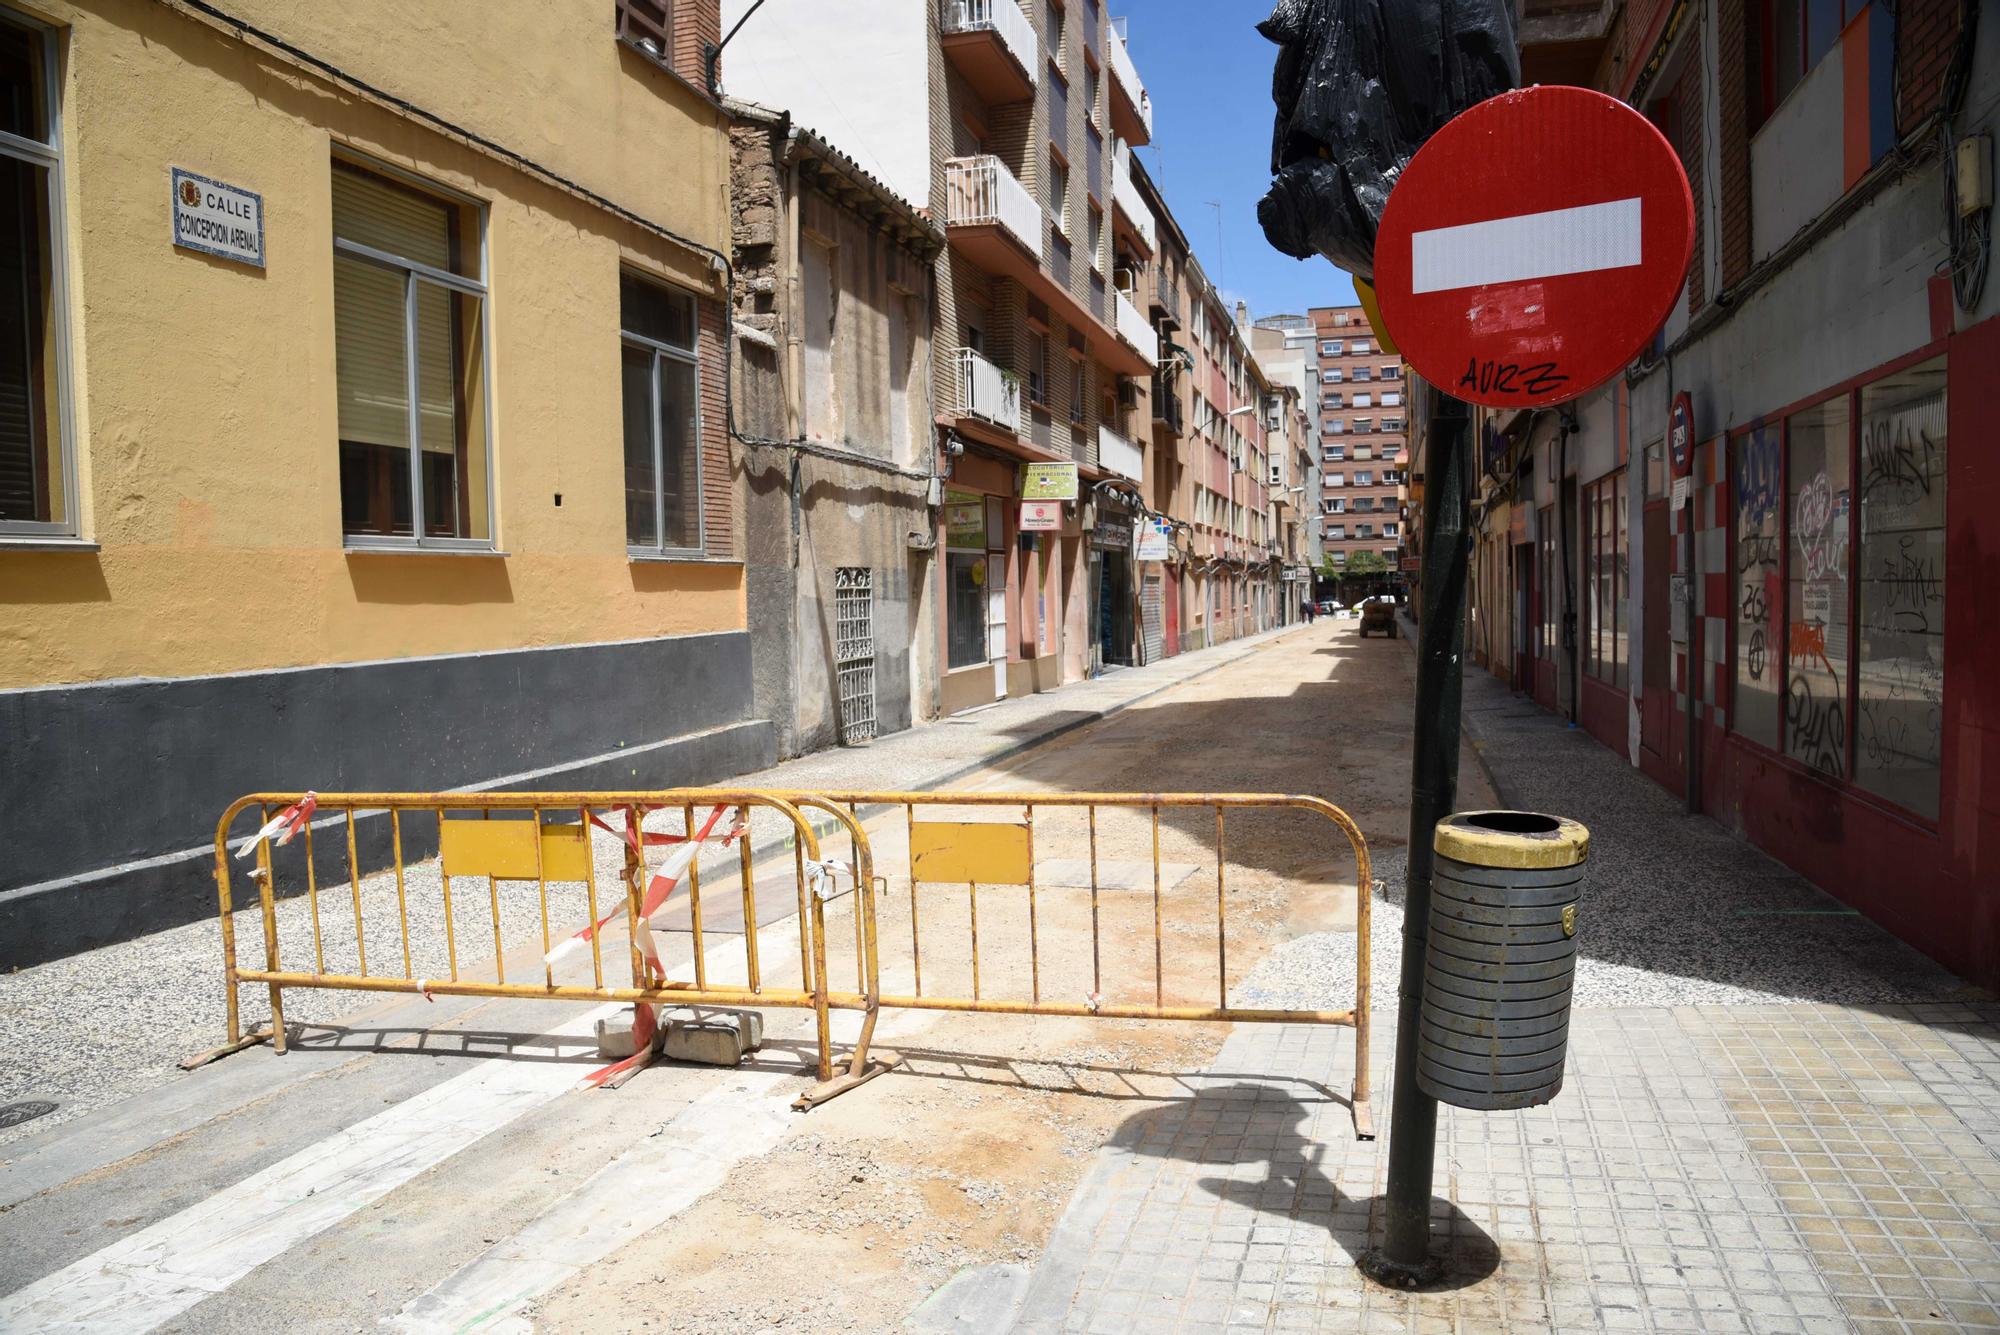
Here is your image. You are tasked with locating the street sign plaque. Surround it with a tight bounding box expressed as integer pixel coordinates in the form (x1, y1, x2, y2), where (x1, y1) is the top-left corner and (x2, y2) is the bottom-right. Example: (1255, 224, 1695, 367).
(1669, 390, 1695, 478)
(1372, 85, 1694, 410)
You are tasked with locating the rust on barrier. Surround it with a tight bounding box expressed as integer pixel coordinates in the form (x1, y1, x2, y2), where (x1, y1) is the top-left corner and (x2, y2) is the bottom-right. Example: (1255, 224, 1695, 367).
(191, 790, 892, 1110)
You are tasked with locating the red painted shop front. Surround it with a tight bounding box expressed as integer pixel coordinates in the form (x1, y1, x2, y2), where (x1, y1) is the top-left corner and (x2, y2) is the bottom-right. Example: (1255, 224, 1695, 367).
(1685, 319, 2000, 990)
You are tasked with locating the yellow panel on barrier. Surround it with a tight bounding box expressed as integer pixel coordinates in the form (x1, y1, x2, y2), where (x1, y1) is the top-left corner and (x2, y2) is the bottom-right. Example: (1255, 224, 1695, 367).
(439, 819, 592, 881)
(910, 820, 1032, 885)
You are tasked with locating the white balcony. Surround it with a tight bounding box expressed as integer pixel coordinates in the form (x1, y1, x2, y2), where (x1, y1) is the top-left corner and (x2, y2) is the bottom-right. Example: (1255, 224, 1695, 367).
(1098, 424, 1144, 483)
(953, 346, 1021, 434)
(940, 0, 1037, 104)
(1106, 19, 1153, 145)
(1112, 287, 1159, 366)
(944, 155, 1043, 261)
(1109, 138, 1155, 253)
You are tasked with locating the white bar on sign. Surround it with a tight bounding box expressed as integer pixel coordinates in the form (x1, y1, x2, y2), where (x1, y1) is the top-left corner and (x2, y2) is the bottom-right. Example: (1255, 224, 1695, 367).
(1410, 197, 1643, 294)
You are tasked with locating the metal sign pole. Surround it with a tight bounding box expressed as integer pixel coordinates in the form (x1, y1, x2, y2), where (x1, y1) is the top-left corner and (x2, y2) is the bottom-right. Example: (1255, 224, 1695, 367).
(1362, 385, 1471, 1285)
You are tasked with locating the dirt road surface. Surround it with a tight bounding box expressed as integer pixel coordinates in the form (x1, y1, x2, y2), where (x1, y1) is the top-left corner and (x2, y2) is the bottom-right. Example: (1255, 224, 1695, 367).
(527, 620, 1490, 1334)
(0, 620, 1490, 1335)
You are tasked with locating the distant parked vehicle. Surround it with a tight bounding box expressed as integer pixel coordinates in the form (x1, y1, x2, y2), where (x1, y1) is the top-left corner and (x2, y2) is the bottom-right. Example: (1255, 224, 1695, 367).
(1317, 599, 1344, 617)
(1358, 598, 1399, 638)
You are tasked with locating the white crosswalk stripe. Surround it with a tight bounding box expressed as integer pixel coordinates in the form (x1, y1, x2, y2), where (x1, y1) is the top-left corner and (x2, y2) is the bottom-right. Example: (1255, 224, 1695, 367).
(0, 1006, 614, 1335)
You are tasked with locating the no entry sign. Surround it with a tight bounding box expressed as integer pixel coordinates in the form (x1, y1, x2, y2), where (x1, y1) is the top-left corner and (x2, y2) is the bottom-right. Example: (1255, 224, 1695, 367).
(1372, 86, 1694, 409)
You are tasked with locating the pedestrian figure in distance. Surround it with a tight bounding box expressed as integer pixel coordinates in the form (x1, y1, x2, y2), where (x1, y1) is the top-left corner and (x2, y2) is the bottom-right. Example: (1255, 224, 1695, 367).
(1302, 597, 1317, 624)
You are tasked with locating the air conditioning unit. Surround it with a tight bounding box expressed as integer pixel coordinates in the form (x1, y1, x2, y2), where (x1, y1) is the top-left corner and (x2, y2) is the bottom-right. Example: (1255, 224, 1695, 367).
(1116, 376, 1139, 409)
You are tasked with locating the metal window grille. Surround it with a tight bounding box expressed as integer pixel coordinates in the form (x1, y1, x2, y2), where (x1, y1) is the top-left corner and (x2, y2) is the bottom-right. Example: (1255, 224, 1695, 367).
(834, 567, 877, 744)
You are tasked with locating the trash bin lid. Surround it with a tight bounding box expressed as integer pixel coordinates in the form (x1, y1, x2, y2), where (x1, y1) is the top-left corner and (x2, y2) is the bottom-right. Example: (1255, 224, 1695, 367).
(1434, 810, 1590, 870)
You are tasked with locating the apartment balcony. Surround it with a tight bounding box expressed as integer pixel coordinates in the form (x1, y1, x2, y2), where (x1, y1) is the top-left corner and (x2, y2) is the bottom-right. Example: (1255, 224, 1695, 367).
(945, 158, 1152, 380)
(943, 154, 1043, 265)
(1113, 288, 1159, 367)
(1109, 139, 1155, 255)
(1105, 19, 1152, 145)
(952, 346, 1022, 436)
(940, 0, 1037, 104)
(1098, 424, 1144, 483)
(1151, 268, 1180, 329)
(1151, 369, 1184, 432)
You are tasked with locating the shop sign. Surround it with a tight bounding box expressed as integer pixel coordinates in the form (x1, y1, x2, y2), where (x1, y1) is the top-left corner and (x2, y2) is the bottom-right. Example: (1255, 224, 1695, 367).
(945, 488, 987, 548)
(172, 168, 264, 268)
(1019, 500, 1062, 532)
(1135, 517, 1173, 561)
(1022, 462, 1079, 501)
(1092, 514, 1132, 550)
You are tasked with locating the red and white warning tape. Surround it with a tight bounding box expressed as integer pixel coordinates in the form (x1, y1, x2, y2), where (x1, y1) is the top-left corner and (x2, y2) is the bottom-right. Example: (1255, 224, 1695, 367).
(233, 793, 318, 861)
(547, 804, 748, 1088)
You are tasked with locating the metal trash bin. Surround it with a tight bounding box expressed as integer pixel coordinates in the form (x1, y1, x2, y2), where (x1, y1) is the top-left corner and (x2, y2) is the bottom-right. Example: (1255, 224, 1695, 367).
(1416, 810, 1590, 1111)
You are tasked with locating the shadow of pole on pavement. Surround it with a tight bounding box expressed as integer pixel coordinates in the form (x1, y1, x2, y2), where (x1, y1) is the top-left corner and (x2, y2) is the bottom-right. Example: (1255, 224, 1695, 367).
(1107, 1080, 1500, 1292)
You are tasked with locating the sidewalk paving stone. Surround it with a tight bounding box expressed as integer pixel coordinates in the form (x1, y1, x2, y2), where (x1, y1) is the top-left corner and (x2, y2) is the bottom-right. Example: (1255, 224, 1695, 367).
(1010, 667, 2000, 1334)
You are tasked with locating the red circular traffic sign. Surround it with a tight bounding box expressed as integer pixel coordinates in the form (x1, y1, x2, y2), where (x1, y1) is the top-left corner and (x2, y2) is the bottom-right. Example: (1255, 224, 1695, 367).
(1373, 85, 1694, 409)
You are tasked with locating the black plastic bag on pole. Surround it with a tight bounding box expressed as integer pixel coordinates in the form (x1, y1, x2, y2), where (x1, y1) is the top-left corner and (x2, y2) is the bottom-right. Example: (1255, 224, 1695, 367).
(1256, 0, 1519, 281)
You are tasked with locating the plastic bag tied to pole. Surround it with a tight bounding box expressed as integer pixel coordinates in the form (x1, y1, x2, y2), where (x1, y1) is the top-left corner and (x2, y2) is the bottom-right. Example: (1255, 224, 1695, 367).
(1256, 0, 1520, 280)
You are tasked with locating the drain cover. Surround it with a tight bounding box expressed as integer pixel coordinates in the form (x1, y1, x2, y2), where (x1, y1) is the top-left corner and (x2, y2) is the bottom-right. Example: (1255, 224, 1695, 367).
(0, 1100, 57, 1129)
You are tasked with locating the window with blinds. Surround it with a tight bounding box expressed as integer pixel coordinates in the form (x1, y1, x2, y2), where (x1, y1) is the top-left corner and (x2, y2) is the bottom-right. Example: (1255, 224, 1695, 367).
(332, 161, 489, 544)
(620, 271, 702, 554)
(0, 13, 67, 536)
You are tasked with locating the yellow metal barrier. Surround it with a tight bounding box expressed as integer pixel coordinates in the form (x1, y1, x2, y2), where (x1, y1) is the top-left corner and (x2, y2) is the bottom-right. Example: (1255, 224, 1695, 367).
(198, 790, 889, 1106)
(762, 790, 1375, 1138)
(198, 787, 1369, 1132)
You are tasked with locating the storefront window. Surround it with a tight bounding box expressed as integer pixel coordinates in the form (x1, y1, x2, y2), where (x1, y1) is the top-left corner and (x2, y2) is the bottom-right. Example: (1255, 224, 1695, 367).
(1583, 472, 1627, 686)
(1732, 425, 1782, 750)
(1782, 396, 1851, 778)
(1855, 358, 1946, 817)
(945, 488, 990, 670)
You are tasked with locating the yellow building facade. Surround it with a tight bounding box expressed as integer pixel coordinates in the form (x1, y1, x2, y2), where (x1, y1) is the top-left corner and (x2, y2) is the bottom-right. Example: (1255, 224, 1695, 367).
(0, 0, 767, 963)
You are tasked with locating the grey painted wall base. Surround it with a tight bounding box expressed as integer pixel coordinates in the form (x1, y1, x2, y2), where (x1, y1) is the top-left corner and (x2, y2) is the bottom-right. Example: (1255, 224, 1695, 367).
(1, 632, 772, 968)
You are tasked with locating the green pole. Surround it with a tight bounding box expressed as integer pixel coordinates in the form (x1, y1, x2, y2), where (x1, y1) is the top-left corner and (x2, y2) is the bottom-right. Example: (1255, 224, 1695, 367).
(1362, 387, 1471, 1286)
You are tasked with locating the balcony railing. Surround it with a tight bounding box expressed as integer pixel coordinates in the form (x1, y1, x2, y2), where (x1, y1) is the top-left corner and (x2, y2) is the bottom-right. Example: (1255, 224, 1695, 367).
(953, 346, 1022, 434)
(1152, 267, 1179, 325)
(943, 156, 1043, 260)
(1151, 370, 1184, 431)
(1113, 287, 1159, 366)
(940, 0, 1038, 85)
(1106, 20, 1153, 140)
(1098, 424, 1144, 483)
(1110, 139, 1155, 251)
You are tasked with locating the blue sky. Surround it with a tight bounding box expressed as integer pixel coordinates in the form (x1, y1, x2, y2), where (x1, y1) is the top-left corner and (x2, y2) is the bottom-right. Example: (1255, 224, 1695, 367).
(1124, 1, 1357, 320)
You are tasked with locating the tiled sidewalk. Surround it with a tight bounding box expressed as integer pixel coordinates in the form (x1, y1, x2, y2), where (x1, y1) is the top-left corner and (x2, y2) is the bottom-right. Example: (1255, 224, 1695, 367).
(1011, 1003, 2000, 1334)
(1003, 657, 2000, 1334)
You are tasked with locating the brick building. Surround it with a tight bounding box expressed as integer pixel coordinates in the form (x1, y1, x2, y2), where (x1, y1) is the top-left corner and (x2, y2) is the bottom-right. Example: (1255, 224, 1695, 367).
(724, 0, 1164, 712)
(1308, 305, 1408, 571)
